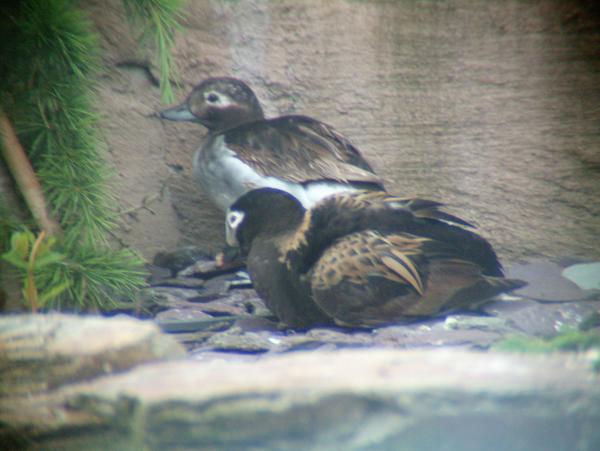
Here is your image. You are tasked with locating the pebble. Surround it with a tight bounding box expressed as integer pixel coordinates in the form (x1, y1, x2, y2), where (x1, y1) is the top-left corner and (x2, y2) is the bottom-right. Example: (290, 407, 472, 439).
(143, 256, 600, 357)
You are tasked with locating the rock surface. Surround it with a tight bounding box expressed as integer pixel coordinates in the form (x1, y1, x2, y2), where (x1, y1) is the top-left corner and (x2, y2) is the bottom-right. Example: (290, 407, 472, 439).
(0, 314, 185, 396)
(1, 276, 599, 450)
(142, 255, 600, 356)
(2, 348, 599, 450)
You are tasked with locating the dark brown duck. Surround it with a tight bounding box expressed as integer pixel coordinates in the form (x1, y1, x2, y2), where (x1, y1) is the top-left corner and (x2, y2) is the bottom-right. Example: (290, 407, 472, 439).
(226, 188, 526, 329)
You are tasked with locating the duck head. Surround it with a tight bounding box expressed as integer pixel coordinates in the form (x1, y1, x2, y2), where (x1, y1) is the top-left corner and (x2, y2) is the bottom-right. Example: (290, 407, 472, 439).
(159, 77, 265, 131)
(225, 188, 305, 255)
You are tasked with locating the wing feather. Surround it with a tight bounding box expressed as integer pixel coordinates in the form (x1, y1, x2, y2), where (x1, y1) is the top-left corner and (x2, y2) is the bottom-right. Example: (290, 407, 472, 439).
(224, 116, 383, 186)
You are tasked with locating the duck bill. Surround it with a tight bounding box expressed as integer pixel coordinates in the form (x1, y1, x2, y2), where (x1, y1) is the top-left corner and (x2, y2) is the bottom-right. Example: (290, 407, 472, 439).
(158, 103, 198, 122)
(225, 224, 238, 248)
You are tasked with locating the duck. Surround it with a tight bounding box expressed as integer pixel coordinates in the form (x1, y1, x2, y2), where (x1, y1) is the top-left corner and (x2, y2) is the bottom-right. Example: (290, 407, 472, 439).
(158, 77, 384, 211)
(225, 188, 526, 329)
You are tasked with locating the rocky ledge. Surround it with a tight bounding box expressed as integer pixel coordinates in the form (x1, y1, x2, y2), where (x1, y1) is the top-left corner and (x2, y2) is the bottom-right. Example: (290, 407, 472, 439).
(1, 254, 599, 450)
(1, 313, 599, 450)
(143, 253, 600, 355)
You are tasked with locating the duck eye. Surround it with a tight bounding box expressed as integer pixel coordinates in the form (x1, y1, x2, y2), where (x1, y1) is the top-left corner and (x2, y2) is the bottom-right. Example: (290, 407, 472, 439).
(206, 93, 219, 103)
(227, 211, 244, 228)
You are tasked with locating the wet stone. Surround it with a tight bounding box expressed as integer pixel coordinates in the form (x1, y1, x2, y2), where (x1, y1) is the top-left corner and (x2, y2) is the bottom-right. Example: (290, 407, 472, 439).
(140, 258, 600, 357)
(376, 328, 502, 349)
(483, 298, 600, 337)
(151, 277, 205, 289)
(154, 308, 215, 322)
(177, 256, 245, 279)
(137, 288, 202, 315)
(203, 327, 274, 353)
(563, 262, 600, 291)
(507, 261, 592, 302)
(153, 246, 213, 276)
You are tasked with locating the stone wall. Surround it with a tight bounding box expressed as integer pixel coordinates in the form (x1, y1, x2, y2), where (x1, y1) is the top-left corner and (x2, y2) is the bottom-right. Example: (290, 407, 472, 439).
(15, 0, 600, 261)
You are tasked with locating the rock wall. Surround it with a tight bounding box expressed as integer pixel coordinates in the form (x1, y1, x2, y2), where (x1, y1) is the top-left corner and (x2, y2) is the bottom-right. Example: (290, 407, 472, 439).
(79, 1, 600, 261)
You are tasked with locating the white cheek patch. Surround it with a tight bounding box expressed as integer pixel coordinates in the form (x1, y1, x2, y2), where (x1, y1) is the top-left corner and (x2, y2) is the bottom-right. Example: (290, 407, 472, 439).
(227, 211, 245, 230)
(205, 91, 233, 107)
(225, 210, 245, 247)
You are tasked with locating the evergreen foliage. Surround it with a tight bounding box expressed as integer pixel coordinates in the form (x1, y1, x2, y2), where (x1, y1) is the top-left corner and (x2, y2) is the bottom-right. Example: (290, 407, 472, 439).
(0, 0, 185, 310)
(124, 0, 185, 103)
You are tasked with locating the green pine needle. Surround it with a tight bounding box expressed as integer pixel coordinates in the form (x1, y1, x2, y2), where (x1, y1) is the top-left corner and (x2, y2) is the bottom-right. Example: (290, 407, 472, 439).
(123, 0, 185, 103)
(0, 0, 166, 310)
(39, 245, 148, 310)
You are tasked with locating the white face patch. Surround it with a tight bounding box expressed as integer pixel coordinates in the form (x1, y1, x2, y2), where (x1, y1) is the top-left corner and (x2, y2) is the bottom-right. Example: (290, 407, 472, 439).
(204, 91, 233, 108)
(227, 211, 245, 229)
(225, 210, 245, 246)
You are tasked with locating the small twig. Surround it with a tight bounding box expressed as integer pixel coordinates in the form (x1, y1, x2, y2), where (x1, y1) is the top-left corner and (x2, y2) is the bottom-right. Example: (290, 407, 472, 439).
(0, 109, 62, 237)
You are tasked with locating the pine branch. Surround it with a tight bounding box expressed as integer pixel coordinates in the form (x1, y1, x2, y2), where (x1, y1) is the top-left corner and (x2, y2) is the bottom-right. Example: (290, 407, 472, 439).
(0, 0, 149, 311)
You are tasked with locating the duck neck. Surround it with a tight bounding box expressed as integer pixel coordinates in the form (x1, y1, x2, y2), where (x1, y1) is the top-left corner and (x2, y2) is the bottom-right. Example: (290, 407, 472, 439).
(210, 105, 265, 133)
(283, 204, 372, 275)
(237, 195, 306, 256)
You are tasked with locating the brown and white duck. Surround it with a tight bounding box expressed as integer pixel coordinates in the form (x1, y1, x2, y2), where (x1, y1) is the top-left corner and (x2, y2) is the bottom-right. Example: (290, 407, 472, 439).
(158, 77, 384, 211)
(225, 188, 526, 329)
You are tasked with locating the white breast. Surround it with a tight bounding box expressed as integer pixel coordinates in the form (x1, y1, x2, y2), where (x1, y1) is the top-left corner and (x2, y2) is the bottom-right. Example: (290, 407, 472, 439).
(193, 136, 360, 210)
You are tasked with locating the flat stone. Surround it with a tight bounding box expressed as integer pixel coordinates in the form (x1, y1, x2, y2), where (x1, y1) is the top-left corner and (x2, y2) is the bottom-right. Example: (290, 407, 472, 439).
(563, 262, 600, 291)
(153, 246, 212, 276)
(204, 327, 273, 353)
(148, 283, 600, 353)
(154, 308, 214, 322)
(195, 314, 521, 355)
(189, 288, 270, 317)
(0, 313, 185, 396)
(374, 316, 511, 349)
(483, 299, 600, 337)
(151, 277, 206, 289)
(137, 287, 206, 317)
(443, 314, 514, 332)
(507, 261, 591, 302)
(2, 349, 598, 450)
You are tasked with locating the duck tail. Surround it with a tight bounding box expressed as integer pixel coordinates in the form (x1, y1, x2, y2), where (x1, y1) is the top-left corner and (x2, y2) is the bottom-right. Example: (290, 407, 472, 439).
(447, 276, 527, 313)
(487, 276, 528, 294)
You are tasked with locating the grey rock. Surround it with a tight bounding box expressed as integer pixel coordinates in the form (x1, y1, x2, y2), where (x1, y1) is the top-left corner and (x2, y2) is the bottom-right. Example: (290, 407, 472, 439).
(154, 308, 214, 322)
(3, 349, 599, 451)
(374, 317, 510, 350)
(508, 261, 591, 302)
(148, 281, 599, 353)
(0, 313, 185, 396)
(136, 287, 203, 317)
(204, 327, 273, 353)
(563, 262, 600, 291)
(443, 314, 514, 332)
(153, 246, 212, 275)
(483, 299, 600, 337)
(154, 309, 235, 336)
(151, 277, 205, 289)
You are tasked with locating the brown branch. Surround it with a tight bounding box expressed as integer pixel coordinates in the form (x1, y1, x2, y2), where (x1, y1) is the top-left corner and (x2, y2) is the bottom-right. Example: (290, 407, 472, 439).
(0, 109, 62, 237)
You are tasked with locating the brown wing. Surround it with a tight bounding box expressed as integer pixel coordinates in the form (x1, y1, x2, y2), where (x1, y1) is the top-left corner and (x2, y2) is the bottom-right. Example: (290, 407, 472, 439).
(283, 190, 503, 278)
(310, 230, 428, 298)
(315, 191, 474, 227)
(223, 115, 384, 186)
(309, 230, 521, 327)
